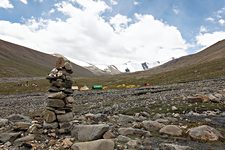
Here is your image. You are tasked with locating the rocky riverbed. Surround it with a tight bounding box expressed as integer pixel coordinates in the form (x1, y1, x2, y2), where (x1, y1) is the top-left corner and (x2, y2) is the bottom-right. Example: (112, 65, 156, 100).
(0, 78, 225, 149)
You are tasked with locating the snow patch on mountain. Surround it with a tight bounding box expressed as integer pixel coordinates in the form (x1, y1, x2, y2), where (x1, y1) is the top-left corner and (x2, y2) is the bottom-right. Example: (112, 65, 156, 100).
(114, 59, 171, 72)
(67, 57, 91, 67)
(52, 53, 174, 74)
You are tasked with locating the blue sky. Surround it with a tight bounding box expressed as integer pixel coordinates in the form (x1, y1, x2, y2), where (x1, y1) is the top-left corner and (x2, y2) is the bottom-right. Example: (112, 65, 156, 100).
(0, 0, 225, 65)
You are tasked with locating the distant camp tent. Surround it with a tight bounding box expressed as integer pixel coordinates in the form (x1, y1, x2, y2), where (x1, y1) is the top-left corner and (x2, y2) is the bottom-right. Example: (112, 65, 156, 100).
(92, 85, 103, 90)
(80, 85, 89, 91)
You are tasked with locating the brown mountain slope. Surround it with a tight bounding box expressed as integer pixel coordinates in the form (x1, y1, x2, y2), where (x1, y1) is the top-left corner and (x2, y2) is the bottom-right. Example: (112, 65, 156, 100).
(86, 65, 121, 76)
(141, 39, 225, 75)
(90, 39, 225, 87)
(0, 39, 95, 78)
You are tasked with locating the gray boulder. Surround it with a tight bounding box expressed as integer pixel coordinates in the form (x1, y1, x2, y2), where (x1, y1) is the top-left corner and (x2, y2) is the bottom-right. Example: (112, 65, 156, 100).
(57, 112, 73, 122)
(188, 125, 222, 141)
(118, 127, 151, 137)
(46, 99, 65, 108)
(71, 139, 114, 150)
(65, 96, 75, 103)
(117, 114, 135, 126)
(48, 91, 66, 99)
(71, 124, 109, 141)
(7, 114, 31, 123)
(0, 132, 21, 143)
(14, 134, 35, 144)
(117, 135, 131, 143)
(43, 121, 58, 129)
(142, 120, 165, 131)
(126, 139, 140, 149)
(13, 122, 31, 131)
(159, 125, 182, 136)
(43, 110, 56, 123)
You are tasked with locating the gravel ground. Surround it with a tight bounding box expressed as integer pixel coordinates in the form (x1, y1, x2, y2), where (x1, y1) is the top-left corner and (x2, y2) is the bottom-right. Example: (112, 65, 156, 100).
(0, 78, 225, 118)
(0, 77, 45, 83)
(0, 93, 46, 118)
(0, 78, 225, 149)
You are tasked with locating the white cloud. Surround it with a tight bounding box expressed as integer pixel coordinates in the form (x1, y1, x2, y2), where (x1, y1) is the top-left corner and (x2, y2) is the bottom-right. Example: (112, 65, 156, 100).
(0, 0, 13, 9)
(173, 8, 179, 15)
(0, 0, 28, 9)
(133, 0, 139, 5)
(200, 26, 207, 33)
(206, 7, 225, 25)
(19, 0, 28, 4)
(114, 14, 188, 62)
(35, 0, 44, 2)
(0, 0, 188, 65)
(110, 14, 131, 32)
(205, 17, 215, 22)
(49, 8, 55, 14)
(110, 0, 118, 5)
(216, 14, 222, 19)
(218, 19, 225, 25)
(196, 31, 225, 48)
(217, 7, 225, 14)
(69, 0, 109, 14)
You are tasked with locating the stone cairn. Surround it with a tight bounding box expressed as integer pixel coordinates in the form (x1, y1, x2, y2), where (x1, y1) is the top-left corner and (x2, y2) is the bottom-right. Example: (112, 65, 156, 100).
(43, 57, 75, 133)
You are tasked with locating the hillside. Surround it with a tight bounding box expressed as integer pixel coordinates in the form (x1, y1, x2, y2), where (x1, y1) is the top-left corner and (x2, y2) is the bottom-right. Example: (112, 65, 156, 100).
(72, 39, 225, 88)
(145, 39, 225, 75)
(86, 65, 121, 76)
(111, 39, 225, 85)
(0, 39, 95, 78)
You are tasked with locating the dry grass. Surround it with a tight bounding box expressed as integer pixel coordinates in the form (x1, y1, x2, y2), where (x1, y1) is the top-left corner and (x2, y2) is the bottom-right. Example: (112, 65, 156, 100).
(1, 57, 225, 95)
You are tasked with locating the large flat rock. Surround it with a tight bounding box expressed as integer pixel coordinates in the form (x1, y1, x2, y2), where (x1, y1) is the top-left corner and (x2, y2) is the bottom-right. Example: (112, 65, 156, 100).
(188, 125, 222, 141)
(46, 99, 65, 108)
(0, 132, 21, 143)
(71, 124, 109, 141)
(71, 139, 114, 150)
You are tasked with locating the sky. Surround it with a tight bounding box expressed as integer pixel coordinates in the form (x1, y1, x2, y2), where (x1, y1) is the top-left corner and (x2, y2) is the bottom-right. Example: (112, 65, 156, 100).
(0, 0, 225, 66)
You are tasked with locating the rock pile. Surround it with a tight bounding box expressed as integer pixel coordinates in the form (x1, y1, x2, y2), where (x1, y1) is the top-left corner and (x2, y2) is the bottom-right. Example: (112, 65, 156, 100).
(44, 57, 75, 132)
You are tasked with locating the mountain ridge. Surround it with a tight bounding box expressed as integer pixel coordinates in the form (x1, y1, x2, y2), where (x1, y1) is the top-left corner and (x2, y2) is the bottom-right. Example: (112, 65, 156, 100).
(144, 39, 225, 75)
(0, 39, 95, 78)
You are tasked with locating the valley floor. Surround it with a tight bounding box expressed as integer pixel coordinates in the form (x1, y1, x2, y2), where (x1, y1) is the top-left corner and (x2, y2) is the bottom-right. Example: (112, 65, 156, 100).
(0, 77, 45, 83)
(0, 78, 225, 149)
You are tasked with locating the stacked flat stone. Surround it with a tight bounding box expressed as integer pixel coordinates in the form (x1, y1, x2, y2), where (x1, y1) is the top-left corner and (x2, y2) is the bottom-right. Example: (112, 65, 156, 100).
(44, 57, 75, 131)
